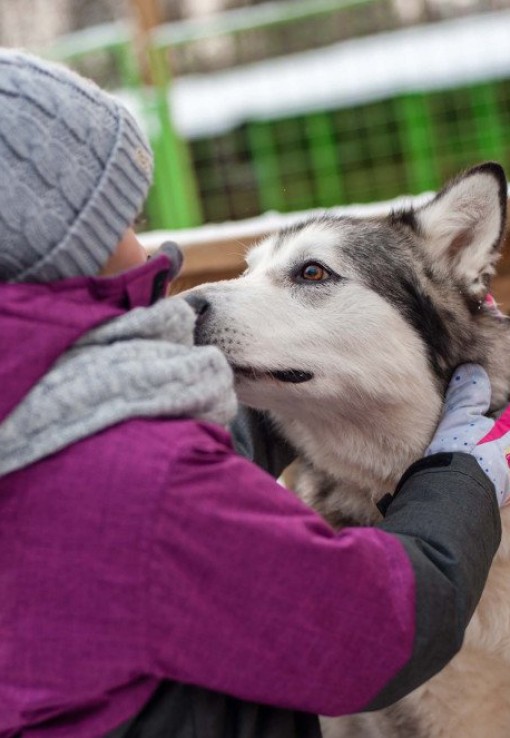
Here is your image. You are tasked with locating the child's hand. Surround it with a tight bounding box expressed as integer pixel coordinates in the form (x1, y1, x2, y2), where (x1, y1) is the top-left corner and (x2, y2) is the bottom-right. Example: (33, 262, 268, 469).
(426, 364, 510, 506)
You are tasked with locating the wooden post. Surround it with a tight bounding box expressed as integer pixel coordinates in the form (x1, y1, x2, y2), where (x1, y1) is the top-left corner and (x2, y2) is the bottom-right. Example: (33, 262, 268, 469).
(126, 0, 203, 229)
(128, 0, 161, 85)
(130, 0, 160, 31)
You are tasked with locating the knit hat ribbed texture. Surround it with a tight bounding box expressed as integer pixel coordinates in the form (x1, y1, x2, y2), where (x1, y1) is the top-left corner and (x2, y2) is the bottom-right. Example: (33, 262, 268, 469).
(0, 49, 153, 282)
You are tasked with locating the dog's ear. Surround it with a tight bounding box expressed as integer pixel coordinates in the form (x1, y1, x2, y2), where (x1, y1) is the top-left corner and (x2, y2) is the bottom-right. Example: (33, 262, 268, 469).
(415, 162, 507, 301)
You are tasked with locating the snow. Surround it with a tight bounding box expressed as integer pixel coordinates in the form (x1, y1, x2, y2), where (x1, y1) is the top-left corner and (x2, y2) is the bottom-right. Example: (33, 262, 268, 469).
(139, 191, 435, 253)
(173, 11, 510, 137)
(117, 10, 510, 140)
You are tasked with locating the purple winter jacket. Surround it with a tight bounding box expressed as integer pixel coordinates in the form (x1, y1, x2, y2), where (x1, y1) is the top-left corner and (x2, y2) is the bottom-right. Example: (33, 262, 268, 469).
(0, 259, 501, 737)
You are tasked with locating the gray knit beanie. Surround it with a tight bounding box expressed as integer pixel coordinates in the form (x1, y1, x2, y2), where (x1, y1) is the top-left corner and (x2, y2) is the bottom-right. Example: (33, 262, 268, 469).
(0, 49, 153, 282)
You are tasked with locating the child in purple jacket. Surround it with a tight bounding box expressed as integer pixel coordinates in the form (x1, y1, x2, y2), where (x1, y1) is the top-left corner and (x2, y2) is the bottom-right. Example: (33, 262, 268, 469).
(0, 50, 508, 738)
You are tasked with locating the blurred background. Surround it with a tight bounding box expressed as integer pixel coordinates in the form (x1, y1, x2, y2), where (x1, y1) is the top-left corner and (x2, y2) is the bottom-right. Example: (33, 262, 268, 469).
(1, 0, 509, 236)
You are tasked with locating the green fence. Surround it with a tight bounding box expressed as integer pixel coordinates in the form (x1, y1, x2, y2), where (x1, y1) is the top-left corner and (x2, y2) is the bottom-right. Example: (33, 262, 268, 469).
(189, 80, 510, 224)
(48, 0, 510, 230)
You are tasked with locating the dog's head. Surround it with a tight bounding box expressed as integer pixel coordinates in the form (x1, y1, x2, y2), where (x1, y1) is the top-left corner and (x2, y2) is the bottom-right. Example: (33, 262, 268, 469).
(186, 163, 510, 485)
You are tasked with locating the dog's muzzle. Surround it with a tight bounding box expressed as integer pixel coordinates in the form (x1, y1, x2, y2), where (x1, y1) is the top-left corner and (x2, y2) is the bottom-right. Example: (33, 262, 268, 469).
(184, 293, 313, 384)
(183, 293, 211, 345)
(184, 293, 210, 320)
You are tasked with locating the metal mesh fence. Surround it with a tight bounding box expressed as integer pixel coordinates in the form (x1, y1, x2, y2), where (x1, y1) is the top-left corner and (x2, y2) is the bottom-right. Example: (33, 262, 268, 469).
(47, 0, 510, 229)
(189, 80, 510, 224)
(167, 0, 398, 75)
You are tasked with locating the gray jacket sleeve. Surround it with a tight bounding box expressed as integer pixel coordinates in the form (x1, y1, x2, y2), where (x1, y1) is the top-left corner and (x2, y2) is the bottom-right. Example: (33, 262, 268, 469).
(229, 411, 501, 710)
(229, 406, 296, 478)
(367, 451, 501, 710)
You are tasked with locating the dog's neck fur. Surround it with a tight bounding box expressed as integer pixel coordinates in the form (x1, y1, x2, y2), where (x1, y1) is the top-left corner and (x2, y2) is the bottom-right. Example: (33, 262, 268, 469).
(270, 314, 510, 529)
(271, 403, 433, 526)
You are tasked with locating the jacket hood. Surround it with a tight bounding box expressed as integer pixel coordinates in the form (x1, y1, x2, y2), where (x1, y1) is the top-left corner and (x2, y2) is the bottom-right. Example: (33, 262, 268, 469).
(0, 252, 177, 422)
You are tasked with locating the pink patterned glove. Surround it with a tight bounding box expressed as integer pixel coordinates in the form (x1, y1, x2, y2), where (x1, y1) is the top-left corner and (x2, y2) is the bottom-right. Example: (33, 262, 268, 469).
(426, 364, 510, 507)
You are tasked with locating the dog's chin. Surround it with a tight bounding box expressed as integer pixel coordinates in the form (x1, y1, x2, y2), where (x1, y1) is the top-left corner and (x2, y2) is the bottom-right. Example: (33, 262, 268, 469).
(232, 364, 314, 384)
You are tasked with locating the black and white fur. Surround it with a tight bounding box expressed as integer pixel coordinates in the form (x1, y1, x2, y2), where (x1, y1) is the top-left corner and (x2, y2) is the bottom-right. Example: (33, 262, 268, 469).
(189, 163, 510, 737)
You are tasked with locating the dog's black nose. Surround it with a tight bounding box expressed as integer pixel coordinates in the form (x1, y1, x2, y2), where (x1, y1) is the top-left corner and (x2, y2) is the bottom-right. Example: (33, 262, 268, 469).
(184, 293, 210, 322)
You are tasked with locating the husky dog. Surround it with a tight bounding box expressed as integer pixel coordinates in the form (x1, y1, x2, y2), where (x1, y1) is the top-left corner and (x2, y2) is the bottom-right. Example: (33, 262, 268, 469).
(188, 163, 510, 737)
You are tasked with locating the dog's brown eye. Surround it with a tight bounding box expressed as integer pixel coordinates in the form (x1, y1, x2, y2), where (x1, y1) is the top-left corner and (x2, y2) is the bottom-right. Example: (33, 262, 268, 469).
(301, 263, 327, 281)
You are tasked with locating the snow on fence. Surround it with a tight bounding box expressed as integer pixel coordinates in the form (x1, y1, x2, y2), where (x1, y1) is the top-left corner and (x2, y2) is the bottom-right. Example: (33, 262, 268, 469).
(49, 4, 510, 229)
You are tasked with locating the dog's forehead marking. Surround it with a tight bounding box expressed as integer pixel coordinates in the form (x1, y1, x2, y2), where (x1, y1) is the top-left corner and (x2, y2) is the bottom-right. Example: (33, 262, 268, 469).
(247, 221, 348, 272)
